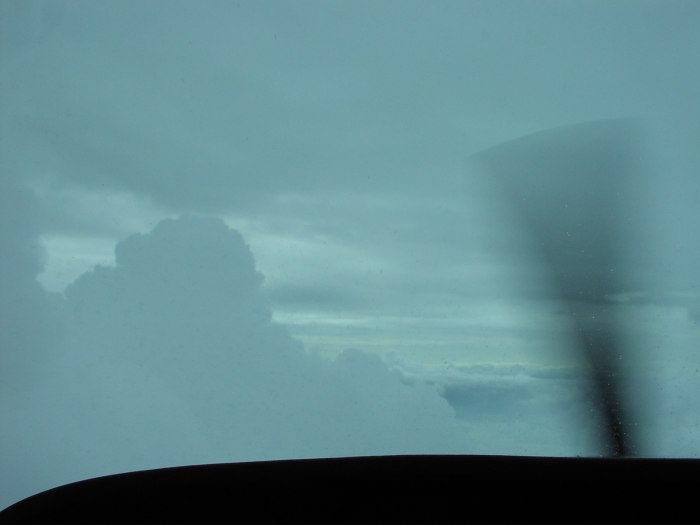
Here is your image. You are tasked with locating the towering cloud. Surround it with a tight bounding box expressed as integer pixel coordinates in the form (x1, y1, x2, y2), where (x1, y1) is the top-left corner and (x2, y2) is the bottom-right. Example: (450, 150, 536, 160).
(2, 215, 471, 508)
(65, 215, 470, 455)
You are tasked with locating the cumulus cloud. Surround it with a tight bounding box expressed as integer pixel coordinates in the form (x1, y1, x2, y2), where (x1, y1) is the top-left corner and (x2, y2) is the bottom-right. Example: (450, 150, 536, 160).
(1, 215, 476, 508)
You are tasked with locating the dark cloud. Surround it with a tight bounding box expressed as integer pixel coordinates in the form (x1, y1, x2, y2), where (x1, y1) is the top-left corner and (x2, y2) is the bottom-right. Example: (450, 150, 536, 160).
(437, 364, 603, 454)
(265, 284, 364, 310)
(0, 180, 44, 277)
(4, 2, 700, 215)
(0, 178, 67, 505)
(0, 178, 65, 396)
(441, 363, 588, 418)
(688, 301, 700, 325)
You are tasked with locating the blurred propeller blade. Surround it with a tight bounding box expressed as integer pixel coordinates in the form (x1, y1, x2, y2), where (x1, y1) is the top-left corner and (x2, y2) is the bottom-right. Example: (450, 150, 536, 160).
(473, 119, 645, 456)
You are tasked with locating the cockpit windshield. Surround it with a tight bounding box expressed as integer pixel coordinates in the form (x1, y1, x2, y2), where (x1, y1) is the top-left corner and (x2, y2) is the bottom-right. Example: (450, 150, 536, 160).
(2, 0, 699, 510)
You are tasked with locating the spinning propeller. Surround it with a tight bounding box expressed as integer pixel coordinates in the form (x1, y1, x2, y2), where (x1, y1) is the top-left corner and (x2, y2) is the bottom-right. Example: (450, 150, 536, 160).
(472, 119, 647, 456)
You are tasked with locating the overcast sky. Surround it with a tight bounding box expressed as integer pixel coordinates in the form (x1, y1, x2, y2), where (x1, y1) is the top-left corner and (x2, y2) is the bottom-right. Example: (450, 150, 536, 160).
(2, 0, 700, 508)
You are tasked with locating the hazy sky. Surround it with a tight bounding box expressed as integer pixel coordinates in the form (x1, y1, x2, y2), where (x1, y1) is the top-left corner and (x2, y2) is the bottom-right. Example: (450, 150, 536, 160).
(2, 0, 700, 509)
(4, 0, 698, 359)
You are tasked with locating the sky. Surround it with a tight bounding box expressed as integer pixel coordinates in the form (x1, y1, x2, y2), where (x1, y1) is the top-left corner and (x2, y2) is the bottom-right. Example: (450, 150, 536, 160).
(2, 0, 700, 509)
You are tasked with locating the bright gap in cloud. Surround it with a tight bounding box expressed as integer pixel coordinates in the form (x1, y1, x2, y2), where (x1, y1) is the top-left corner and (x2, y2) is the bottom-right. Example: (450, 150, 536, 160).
(37, 235, 117, 293)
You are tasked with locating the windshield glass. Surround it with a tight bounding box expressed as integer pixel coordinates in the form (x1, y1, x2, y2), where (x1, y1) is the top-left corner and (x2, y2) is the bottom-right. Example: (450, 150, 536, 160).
(2, 0, 699, 509)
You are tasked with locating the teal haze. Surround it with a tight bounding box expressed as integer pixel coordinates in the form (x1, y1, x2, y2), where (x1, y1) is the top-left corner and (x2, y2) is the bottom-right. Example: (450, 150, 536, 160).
(1, 0, 700, 509)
